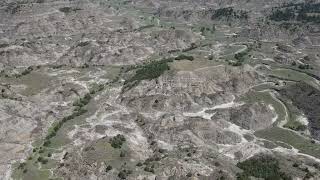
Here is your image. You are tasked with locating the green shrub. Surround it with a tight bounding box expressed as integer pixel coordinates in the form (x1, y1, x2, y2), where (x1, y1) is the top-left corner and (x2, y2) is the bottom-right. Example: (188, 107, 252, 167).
(144, 164, 155, 173)
(110, 134, 126, 148)
(234, 51, 247, 62)
(81, 63, 89, 68)
(136, 162, 143, 166)
(21, 67, 33, 76)
(292, 163, 299, 167)
(74, 93, 92, 107)
(228, 61, 242, 66)
(41, 159, 48, 164)
(174, 54, 194, 61)
(120, 151, 126, 157)
(284, 121, 307, 131)
(15, 66, 34, 78)
(18, 162, 26, 169)
(118, 169, 132, 179)
(229, 47, 251, 66)
(52, 65, 64, 69)
(90, 84, 105, 94)
(298, 64, 311, 70)
(75, 108, 88, 116)
(43, 140, 51, 147)
(46, 131, 56, 140)
(105, 165, 112, 172)
(37, 157, 48, 164)
(73, 100, 84, 107)
(59, 7, 72, 13)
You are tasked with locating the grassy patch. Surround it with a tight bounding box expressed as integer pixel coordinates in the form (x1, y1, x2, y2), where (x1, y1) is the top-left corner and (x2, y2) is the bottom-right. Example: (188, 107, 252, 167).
(1, 69, 53, 96)
(101, 66, 122, 81)
(169, 58, 222, 71)
(12, 151, 56, 180)
(279, 97, 307, 132)
(83, 140, 123, 165)
(255, 127, 320, 158)
(283, 120, 307, 131)
(270, 68, 320, 89)
(13, 83, 106, 179)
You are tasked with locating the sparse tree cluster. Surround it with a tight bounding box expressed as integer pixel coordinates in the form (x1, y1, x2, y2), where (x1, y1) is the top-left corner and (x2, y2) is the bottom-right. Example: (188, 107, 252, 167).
(236, 155, 291, 180)
(270, 2, 320, 24)
(211, 7, 248, 20)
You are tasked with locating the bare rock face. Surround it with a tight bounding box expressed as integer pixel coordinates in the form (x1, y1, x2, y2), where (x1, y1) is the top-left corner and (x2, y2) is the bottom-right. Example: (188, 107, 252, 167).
(229, 102, 275, 131)
(121, 65, 260, 113)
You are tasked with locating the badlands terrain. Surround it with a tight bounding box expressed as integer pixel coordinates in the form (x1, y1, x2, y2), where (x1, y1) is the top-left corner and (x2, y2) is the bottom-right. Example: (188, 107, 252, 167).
(1, 0, 320, 179)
